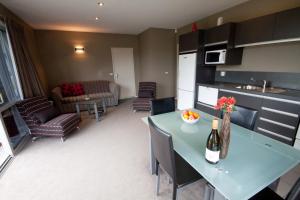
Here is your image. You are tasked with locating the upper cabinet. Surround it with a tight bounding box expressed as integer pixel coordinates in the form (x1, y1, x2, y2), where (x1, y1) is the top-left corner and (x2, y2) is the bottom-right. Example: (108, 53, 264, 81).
(235, 7, 300, 47)
(273, 7, 300, 40)
(235, 14, 275, 46)
(179, 31, 204, 53)
(204, 23, 235, 48)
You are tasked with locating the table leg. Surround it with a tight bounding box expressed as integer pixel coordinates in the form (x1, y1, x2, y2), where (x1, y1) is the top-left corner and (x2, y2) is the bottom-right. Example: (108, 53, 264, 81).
(94, 102, 99, 121)
(204, 183, 226, 200)
(75, 103, 80, 117)
(102, 99, 107, 114)
(149, 130, 155, 175)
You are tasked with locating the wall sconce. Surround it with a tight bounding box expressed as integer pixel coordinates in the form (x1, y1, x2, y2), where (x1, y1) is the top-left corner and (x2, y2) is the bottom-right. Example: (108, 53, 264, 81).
(74, 46, 85, 54)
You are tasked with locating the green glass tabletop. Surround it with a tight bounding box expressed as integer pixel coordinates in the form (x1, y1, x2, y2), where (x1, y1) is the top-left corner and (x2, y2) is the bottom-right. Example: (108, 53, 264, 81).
(145, 111, 300, 200)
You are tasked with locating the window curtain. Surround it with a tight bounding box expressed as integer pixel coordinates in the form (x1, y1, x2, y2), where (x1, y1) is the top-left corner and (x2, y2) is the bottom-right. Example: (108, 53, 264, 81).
(4, 18, 45, 98)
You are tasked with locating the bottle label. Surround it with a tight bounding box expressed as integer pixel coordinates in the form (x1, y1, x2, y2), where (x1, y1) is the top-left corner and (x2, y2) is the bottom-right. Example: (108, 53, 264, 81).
(205, 148, 220, 163)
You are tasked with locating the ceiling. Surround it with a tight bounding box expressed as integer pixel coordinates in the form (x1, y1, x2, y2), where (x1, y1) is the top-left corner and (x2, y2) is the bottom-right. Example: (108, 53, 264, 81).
(0, 0, 248, 34)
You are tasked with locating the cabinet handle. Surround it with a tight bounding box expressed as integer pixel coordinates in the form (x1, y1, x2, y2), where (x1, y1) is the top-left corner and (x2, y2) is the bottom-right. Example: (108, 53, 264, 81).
(257, 127, 293, 142)
(261, 107, 298, 118)
(259, 117, 296, 130)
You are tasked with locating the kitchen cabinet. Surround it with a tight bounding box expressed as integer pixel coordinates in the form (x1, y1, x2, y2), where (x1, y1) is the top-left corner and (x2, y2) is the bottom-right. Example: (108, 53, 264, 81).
(255, 99, 300, 145)
(218, 89, 263, 110)
(179, 31, 204, 53)
(235, 14, 275, 46)
(204, 23, 235, 47)
(204, 23, 235, 48)
(273, 7, 300, 40)
(235, 7, 300, 47)
(217, 88, 300, 146)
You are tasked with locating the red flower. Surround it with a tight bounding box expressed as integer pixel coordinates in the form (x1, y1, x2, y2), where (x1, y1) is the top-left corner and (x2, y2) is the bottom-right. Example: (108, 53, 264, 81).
(214, 96, 236, 113)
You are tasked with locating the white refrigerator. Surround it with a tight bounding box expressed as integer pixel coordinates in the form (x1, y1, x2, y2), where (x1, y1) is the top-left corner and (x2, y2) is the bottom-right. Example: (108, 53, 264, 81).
(177, 53, 197, 110)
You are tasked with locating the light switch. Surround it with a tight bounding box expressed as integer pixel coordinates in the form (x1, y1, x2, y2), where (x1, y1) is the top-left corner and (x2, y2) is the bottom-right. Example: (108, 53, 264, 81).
(220, 71, 226, 77)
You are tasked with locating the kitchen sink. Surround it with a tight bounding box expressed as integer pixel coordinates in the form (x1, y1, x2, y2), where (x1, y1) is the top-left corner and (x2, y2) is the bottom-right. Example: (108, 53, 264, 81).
(235, 85, 286, 94)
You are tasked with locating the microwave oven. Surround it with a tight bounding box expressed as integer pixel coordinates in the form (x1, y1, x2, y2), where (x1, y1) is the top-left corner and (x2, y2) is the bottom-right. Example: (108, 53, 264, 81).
(205, 49, 226, 64)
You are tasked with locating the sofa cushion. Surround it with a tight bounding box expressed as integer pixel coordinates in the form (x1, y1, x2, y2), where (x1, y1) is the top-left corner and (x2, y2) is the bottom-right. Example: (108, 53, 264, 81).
(82, 80, 110, 94)
(33, 106, 60, 123)
(61, 83, 73, 97)
(62, 95, 89, 103)
(71, 83, 85, 96)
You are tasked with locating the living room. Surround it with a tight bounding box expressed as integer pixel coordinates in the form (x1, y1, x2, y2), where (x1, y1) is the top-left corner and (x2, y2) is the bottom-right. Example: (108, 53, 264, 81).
(1, 0, 300, 200)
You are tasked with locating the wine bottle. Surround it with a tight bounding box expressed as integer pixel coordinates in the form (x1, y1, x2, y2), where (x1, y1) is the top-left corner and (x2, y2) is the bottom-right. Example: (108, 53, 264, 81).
(205, 118, 220, 164)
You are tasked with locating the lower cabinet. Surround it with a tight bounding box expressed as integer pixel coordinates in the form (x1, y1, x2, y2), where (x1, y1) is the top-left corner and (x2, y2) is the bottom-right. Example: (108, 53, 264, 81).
(254, 99, 300, 145)
(218, 89, 300, 146)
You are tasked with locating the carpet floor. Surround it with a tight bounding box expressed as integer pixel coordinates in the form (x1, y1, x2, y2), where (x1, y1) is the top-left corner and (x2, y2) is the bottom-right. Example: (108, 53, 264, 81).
(0, 100, 298, 200)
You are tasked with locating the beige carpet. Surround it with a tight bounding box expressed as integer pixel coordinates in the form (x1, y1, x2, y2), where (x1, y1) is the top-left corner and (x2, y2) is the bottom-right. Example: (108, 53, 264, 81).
(0, 100, 205, 200)
(0, 99, 298, 200)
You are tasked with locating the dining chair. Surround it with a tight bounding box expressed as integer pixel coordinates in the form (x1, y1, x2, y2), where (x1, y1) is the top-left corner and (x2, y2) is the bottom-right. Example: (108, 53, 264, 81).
(222, 105, 258, 130)
(250, 177, 300, 200)
(148, 117, 202, 200)
(150, 97, 175, 116)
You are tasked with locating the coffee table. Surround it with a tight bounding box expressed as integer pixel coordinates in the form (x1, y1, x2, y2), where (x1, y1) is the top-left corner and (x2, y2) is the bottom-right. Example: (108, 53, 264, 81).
(75, 98, 106, 121)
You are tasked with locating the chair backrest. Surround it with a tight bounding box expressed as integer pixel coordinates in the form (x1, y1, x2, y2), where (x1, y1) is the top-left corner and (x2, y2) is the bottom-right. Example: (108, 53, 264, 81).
(286, 177, 300, 200)
(150, 97, 175, 116)
(138, 82, 156, 98)
(16, 96, 52, 130)
(148, 117, 176, 180)
(222, 105, 258, 130)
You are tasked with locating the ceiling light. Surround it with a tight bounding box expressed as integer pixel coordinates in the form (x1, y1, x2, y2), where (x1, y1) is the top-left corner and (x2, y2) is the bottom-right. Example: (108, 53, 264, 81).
(95, 17, 99, 20)
(97, 2, 104, 6)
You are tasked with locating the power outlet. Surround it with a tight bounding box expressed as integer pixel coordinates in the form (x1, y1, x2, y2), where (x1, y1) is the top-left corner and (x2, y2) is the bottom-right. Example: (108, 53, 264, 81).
(220, 71, 226, 77)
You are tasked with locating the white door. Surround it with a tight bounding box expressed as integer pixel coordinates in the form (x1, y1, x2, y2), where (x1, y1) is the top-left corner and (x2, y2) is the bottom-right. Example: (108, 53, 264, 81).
(111, 48, 136, 99)
(177, 90, 194, 110)
(178, 53, 196, 92)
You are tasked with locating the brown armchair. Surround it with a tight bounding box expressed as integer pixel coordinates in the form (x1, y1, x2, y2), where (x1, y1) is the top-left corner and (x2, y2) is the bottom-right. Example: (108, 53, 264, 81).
(132, 82, 156, 111)
(16, 96, 81, 142)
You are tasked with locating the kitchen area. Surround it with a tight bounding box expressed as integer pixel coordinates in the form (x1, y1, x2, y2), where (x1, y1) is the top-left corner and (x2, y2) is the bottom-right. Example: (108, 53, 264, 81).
(177, 6, 300, 150)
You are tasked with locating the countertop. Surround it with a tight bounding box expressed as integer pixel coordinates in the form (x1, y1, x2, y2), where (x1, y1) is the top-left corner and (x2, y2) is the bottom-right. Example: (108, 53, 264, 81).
(197, 82, 300, 102)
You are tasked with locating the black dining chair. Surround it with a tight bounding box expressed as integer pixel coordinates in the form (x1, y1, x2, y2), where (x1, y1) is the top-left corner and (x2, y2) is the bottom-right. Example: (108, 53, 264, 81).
(222, 105, 258, 130)
(150, 97, 175, 116)
(250, 177, 300, 200)
(148, 117, 202, 200)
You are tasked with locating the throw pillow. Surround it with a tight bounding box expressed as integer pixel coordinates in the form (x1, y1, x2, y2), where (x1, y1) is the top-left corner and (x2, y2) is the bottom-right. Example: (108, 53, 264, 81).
(71, 83, 85, 96)
(138, 90, 153, 98)
(33, 106, 60, 124)
(61, 83, 73, 97)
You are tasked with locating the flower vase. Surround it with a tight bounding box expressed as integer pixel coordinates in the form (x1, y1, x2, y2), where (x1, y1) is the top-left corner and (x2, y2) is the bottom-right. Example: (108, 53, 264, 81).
(220, 112, 231, 159)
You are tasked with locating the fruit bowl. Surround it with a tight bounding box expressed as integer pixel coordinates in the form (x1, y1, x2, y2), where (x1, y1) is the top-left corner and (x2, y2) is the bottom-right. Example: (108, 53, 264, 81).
(181, 110, 200, 124)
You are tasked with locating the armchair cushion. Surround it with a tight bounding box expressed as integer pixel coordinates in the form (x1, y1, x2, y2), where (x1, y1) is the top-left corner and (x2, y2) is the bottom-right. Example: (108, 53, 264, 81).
(33, 106, 60, 123)
(138, 90, 153, 98)
(36, 113, 80, 136)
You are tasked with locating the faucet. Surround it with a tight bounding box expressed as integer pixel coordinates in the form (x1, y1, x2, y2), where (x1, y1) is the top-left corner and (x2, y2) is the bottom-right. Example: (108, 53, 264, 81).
(262, 80, 267, 92)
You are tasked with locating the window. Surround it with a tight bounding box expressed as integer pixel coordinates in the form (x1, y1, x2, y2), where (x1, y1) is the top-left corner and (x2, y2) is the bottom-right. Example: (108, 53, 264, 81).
(0, 23, 22, 107)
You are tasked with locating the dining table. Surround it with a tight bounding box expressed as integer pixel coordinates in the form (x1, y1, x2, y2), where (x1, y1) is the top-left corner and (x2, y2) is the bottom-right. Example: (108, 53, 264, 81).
(142, 110, 300, 200)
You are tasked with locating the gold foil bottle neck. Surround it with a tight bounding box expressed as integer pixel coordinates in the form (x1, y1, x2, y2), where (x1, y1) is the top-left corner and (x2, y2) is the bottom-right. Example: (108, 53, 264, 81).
(212, 119, 218, 130)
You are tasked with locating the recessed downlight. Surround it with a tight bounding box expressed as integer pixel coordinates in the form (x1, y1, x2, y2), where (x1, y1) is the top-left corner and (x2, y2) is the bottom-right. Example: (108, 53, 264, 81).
(95, 17, 99, 20)
(97, 2, 104, 6)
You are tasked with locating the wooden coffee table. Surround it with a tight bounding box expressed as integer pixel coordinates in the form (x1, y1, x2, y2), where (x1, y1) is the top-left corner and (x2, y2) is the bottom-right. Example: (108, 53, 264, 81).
(75, 98, 106, 121)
